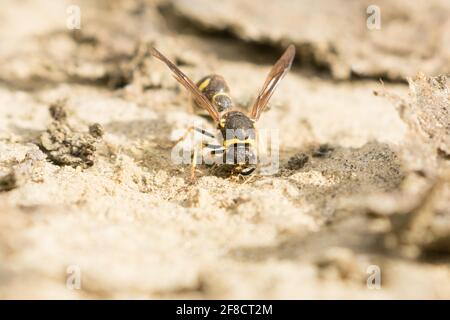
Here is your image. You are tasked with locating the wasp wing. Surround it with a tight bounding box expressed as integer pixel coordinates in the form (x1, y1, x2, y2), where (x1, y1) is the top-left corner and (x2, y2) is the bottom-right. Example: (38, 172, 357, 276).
(249, 44, 295, 121)
(150, 47, 221, 123)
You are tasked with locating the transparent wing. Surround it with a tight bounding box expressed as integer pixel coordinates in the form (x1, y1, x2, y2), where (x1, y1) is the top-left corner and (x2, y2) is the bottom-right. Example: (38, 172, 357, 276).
(150, 47, 220, 123)
(249, 44, 295, 121)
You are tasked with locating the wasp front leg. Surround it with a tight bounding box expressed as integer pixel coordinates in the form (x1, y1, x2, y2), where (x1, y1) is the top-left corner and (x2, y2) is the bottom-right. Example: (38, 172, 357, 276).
(190, 142, 224, 181)
(173, 126, 216, 149)
(190, 147, 198, 181)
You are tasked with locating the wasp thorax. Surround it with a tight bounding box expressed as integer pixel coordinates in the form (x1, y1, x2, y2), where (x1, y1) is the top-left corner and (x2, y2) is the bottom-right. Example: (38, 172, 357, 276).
(212, 93, 233, 113)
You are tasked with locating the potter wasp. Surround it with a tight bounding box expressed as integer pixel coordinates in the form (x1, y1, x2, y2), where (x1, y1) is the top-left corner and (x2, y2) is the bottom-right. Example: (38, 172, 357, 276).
(150, 44, 295, 179)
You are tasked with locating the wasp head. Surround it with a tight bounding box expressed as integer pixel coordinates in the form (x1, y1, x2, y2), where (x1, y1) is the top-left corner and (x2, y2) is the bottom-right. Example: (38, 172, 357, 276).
(220, 111, 257, 175)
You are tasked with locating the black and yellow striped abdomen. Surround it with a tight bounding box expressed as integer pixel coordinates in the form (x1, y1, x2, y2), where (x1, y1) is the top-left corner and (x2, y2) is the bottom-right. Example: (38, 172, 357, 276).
(195, 74, 233, 113)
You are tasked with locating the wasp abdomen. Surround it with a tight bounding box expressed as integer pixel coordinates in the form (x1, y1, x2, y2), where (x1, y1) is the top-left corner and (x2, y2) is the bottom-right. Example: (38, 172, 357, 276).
(195, 74, 233, 113)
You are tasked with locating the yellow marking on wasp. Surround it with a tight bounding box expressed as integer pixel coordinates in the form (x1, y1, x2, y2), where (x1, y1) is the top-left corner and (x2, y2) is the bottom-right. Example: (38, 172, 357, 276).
(212, 92, 230, 101)
(223, 138, 256, 148)
(198, 78, 211, 92)
(219, 119, 226, 127)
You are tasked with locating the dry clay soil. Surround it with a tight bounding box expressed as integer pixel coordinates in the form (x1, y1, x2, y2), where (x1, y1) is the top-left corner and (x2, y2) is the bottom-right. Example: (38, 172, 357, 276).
(0, 0, 449, 299)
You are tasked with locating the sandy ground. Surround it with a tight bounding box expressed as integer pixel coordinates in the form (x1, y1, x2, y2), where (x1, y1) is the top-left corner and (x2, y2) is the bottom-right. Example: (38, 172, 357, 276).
(0, 0, 449, 299)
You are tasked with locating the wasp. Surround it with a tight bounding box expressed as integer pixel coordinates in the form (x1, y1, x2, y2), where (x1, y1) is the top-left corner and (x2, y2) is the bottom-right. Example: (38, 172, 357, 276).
(150, 44, 295, 179)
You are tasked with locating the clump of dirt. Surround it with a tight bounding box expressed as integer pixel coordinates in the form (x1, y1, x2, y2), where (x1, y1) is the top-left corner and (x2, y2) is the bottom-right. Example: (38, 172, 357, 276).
(375, 73, 449, 174)
(368, 74, 450, 256)
(39, 101, 104, 169)
(365, 170, 450, 257)
(286, 153, 309, 170)
(0, 147, 46, 192)
(0, 171, 17, 192)
(390, 174, 450, 255)
(408, 74, 450, 162)
(315, 247, 367, 282)
(312, 144, 335, 158)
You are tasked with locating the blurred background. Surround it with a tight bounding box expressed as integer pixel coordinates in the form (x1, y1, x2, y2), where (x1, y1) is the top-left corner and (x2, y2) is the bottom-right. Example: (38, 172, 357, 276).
(0, 0, 449, 299)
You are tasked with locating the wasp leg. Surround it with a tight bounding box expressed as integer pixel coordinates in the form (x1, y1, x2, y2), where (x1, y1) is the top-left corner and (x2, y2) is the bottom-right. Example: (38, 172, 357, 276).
(190, 141, 224, 181)
(173, 126, 215, 148)
(190, 147, 198, 181)
(200, 143, 224, 167)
